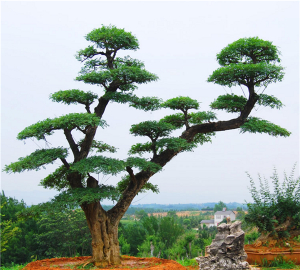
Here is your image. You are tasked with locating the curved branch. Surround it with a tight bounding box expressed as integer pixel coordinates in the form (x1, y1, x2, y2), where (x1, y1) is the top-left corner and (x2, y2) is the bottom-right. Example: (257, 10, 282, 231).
(107, 88, 259, 223)
(60, 158, 70, 169)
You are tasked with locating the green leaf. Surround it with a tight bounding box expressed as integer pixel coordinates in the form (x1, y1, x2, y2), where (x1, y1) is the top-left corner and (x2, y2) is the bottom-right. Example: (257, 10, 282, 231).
(208, 63, 284, 88)
(50, 89, 98, 106)
(129, 96, 162, 111)
(161, 96, 199, 112)
(116, 175, 159, 194)
(210, 94, 247, 113)
(4, 148, 68, 173)
(103, 92, 135, 104)
(70, 156, 125, 175)
(189, 111, 217, 124)
(240, 117, 291, 137)
(257, 94, 283, 109)
(216, 37, 281, 66)
(85, 25, 139, 51)
(78, 139, 117, 153)
(130, 121, 176, 140)
(156, 137, 194, 153)
(192, 133, 215, 145)
(76, 66, 158, 88)
(126, 157, 161, 173)
(128, 142, 153, 156)
(17, 113, 106, 140)
(40, 166, 70, 191)
(160, 113, 185, 128)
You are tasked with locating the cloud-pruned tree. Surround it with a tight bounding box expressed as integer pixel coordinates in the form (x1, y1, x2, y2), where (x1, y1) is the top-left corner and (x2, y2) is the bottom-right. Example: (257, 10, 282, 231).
(4, 26, 290, 266)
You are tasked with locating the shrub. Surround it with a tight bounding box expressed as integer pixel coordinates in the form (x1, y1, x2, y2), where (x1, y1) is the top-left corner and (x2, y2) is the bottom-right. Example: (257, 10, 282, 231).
(245, 165, 300, 244)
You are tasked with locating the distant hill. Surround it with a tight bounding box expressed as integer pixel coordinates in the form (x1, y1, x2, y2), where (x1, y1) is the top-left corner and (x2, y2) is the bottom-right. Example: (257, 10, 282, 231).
(102, 202, 247, 214)
(131, 202, 247, 211)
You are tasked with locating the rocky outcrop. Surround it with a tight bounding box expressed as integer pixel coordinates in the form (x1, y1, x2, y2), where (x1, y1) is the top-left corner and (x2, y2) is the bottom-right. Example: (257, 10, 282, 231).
(196, 221, 250, 270)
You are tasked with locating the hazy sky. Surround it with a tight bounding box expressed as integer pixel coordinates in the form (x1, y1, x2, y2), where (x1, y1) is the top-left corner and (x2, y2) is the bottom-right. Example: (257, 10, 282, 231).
(1, 1, 299, 206)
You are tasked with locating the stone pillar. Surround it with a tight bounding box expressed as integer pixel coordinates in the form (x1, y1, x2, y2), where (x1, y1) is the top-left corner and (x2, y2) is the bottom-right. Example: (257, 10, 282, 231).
(196, 221, 250, 270)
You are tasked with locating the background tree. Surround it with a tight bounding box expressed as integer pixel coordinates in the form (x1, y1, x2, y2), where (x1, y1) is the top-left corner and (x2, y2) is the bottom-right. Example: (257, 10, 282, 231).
(4, 26, 290, 266)
(0, 192, 39, 265)
(213, 201, 227, 212)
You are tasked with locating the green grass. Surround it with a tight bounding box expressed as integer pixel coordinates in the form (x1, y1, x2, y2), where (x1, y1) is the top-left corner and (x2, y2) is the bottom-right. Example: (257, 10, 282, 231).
(120, 220, 135, 225)
(176, 258, 198, 267)
(259, 255, 299, 269)
(0, 264, 26, 270)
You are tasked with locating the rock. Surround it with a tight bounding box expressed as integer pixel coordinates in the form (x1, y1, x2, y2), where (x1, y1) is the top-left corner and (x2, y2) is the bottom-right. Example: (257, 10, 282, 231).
(196, 221, 250, 270)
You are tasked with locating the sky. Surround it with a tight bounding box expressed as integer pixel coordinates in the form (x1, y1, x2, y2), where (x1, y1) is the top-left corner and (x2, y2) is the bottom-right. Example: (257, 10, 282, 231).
(1, 1, 299, 207)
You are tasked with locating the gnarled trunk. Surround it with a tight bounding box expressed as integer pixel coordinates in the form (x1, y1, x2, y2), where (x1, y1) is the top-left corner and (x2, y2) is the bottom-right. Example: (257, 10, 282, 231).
(81, 201, 121, 266)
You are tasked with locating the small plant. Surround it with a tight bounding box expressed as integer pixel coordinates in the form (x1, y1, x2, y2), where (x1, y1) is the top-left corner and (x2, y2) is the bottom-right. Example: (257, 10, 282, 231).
(260, 255, 297, 269)
(176, 258, 198, 267)
(0, 264, 26, 270)
(245, 165, 300, 245)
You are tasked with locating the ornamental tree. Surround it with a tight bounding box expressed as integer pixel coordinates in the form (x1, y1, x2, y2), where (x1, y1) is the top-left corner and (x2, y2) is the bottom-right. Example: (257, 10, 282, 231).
(4, 26, 290, 266)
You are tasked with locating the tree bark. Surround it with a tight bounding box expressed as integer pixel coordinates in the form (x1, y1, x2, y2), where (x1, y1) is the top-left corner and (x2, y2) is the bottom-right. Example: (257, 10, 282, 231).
(81, 201, 121, 266)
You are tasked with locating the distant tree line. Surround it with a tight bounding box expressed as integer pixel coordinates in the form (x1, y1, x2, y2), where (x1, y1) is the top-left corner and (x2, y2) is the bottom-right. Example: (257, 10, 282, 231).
(0, 192, 251, 266)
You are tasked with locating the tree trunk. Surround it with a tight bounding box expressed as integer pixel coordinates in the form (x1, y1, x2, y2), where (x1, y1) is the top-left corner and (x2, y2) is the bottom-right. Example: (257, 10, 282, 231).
(81, 201, 121, 266)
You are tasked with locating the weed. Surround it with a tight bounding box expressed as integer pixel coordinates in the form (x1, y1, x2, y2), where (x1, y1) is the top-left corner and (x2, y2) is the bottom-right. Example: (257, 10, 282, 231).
(0, 264, 26, 270)
(176, 258, 198, 267)
(260, 255, 297, 269)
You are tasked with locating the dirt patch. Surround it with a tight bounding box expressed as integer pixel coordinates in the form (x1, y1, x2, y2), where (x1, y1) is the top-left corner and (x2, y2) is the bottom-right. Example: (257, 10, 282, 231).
(245, 241, 300, 253)
(24, 256, 187, 270)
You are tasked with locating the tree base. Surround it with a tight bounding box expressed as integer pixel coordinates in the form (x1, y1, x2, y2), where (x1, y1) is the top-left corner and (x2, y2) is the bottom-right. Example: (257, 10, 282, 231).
(24, 255, 188, 270)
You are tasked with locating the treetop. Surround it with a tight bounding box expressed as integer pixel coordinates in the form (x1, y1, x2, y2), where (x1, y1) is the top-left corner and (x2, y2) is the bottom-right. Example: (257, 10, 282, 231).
(85, 25, 139, 51)
(217, 37, 281, 66)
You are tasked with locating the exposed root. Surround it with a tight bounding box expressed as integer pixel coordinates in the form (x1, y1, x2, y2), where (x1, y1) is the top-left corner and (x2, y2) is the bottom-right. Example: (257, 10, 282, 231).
(82, 258, 95, 267)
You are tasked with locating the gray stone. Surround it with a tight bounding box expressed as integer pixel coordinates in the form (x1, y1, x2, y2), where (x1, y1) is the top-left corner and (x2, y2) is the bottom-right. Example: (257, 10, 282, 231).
(196, 221, 250, 270)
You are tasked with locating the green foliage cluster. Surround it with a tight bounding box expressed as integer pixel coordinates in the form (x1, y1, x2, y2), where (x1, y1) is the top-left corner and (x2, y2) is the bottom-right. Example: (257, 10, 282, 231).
(71, 156, 124, 175)
(17, 113, 106, 140)
(4, 148, 68, 173)
(209, 37, 284, 88)
(208, 63, 284, 88)
(240, 117, 291, 137)
(119, 211, 217, 260)
(210, 94, 283, 114)
(161, 96, 199, 112)
(216, 37, 281, 66)
(84, 140, 117, 153)
(210, 94, 247, 113)
(50, 90, 98, 106)
(0, 192, 91, 266)
(245, 166, 300, 240)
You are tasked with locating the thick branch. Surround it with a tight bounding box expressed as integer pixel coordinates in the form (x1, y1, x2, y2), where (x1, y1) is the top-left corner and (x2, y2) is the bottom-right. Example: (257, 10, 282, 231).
(64, 129, 80, 158)
(126, 166, 137, 187)
(79, 83, 120, 161)
(108, 87, 259, 223)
